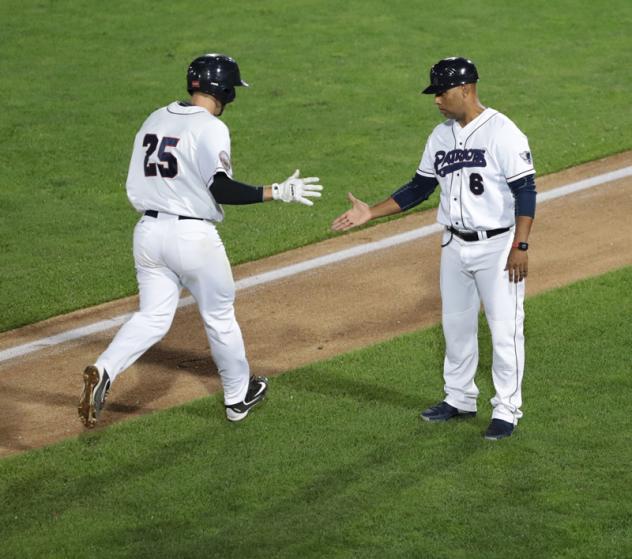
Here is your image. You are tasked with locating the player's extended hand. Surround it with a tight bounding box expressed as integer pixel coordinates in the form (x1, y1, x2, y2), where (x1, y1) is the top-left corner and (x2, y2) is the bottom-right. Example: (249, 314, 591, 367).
(331, 192, 371, 231)
(272, 169, 323, 206)
(505, 249, 528, 283)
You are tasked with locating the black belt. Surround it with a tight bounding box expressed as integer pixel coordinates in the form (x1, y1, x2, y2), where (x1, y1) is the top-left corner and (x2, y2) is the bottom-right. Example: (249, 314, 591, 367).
(447, 226, 510, 242)
(144, 210, 203, 221)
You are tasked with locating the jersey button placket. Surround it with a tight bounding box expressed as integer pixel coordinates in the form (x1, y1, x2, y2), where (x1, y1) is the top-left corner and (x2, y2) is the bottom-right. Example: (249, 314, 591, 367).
(449, 133, 465, 228)
(449, 182, 460, 220)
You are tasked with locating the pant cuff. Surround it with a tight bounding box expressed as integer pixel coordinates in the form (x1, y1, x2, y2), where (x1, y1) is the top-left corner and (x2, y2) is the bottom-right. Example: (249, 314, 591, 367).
(491, 410, 519, 425)
(444, 395, 477, 413)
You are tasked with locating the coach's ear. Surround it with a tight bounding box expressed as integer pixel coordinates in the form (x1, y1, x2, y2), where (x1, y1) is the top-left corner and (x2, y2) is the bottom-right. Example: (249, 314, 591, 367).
(462, 83, 476, 98)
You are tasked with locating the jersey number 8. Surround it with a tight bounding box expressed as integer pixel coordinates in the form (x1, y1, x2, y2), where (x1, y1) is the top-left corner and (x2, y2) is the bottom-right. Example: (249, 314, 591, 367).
(143, 134, 180, 178)
(469, 173, 484, 195)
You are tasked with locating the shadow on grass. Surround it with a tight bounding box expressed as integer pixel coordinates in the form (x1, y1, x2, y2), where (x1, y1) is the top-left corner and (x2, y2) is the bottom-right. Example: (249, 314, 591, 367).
(281, 364, 435, 412)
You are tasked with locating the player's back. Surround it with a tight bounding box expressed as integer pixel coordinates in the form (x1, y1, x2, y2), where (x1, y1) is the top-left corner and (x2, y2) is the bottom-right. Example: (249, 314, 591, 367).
(126, 102, 228, 221)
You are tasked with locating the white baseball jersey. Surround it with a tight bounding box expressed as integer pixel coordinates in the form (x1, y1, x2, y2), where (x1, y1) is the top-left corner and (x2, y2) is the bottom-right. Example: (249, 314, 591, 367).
(126, 101, 233, 222)
(417, 108, 534, 231)
(97, 101, 251, 407)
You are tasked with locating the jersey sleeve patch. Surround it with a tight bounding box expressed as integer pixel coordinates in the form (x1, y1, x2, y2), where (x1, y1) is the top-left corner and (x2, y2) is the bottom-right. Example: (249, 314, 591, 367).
(493, 116, 535, 181)
(219, 151, 232, 174)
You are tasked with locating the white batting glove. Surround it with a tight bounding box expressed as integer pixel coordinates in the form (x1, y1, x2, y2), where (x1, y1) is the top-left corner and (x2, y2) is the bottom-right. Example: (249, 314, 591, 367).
(272, 169, 323, 206)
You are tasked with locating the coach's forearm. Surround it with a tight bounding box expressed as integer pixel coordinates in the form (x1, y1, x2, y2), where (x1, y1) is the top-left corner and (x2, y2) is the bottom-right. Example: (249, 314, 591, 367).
(369, 197, 404, 220)
(513, 216, 533, 243)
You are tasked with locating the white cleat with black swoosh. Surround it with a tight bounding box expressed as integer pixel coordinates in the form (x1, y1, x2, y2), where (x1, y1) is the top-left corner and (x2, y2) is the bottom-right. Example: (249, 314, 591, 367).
(225, 376, 268, 422)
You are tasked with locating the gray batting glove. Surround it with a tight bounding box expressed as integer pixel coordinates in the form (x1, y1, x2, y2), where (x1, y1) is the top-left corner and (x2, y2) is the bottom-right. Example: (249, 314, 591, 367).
(272, 169, 323, 206)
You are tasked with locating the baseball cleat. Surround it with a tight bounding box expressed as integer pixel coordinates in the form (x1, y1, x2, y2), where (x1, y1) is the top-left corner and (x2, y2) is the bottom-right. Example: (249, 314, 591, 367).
(484, 418, 515, 441)
(78, 365, 111, 428)
(225, 375, 268, 422)
(420, 401, 476, 422)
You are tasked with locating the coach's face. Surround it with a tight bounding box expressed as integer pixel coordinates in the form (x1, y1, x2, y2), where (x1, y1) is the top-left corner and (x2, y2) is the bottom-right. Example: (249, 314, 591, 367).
(434, 85, 467, 121)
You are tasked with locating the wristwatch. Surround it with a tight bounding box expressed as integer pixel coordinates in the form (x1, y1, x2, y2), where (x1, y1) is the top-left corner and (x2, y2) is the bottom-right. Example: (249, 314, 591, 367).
(512, 241, 529, 251)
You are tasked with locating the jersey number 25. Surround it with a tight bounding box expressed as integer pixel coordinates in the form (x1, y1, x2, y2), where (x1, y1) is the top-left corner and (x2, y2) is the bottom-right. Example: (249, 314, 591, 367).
(142, 134, 180, 178)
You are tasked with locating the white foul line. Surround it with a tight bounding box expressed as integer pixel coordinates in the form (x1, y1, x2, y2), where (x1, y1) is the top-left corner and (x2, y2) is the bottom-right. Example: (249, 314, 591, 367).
(1, 165, 631, 363)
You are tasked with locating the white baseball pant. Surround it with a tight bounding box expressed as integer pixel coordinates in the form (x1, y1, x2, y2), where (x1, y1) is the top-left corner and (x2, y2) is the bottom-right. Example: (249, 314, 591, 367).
(439, 229, 525, 424)
(96, 213, 250, 405)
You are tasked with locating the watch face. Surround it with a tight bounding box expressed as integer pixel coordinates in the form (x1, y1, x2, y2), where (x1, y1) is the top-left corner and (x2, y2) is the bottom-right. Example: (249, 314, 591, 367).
(518, 242, 529, 251)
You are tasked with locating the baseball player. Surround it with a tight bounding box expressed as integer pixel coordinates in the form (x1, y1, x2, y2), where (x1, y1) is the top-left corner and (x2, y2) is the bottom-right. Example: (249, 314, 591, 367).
(332, 57, 536, 440)
(78, 53, 323, 428)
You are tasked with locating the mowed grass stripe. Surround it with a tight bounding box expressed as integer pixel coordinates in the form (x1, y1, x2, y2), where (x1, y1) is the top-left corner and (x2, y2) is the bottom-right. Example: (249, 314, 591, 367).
(1, 0, 632, 331)
(1, 267, 630, 558)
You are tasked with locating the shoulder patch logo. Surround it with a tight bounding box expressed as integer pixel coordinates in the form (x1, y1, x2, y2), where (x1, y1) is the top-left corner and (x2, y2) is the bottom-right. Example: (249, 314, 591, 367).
(219, 151, 232, 173)
(520, 151, 532, 164)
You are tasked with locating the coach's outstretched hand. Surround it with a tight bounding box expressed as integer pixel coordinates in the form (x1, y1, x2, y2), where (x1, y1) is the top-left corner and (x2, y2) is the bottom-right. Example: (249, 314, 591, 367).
(272, 169, 323, 206)
(331, 192, 372, 231)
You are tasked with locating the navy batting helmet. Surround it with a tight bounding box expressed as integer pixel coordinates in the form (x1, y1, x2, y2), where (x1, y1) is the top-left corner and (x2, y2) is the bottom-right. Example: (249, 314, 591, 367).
(187, 53, 249, 105)
(422, 57, 479, 95)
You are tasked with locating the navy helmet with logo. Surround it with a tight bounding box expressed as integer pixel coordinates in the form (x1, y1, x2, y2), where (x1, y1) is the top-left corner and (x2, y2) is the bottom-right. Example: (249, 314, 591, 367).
(187, 53, 249, 105)
(422, 57, 479, 95)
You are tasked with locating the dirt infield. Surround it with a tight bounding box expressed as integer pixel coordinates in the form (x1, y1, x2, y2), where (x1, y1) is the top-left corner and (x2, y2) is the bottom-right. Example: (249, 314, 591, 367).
(1, 152, 631, 457)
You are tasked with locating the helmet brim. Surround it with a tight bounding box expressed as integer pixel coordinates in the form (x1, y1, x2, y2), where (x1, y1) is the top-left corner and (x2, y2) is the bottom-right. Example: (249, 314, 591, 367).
(422, 84, 445, 95)
(422, 79, 477, 95)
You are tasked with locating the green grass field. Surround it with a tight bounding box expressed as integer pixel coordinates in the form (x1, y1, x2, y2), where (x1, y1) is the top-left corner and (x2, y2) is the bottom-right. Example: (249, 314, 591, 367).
(1, 0, 631, 331)
(1, 268, 630, 558)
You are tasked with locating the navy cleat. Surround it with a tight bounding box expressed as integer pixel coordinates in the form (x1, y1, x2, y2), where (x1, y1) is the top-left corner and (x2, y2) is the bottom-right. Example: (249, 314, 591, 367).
(78, 365, 111, 428)
(484, 418, 515, 440)
(225, 376, 268, 422)
(420, 401, 476, 422)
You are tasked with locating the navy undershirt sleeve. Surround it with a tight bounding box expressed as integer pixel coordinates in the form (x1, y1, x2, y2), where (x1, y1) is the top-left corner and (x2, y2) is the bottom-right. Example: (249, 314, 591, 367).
(507, 174, 537, 218)
(209, 172, 264, 205)
(391, 173, 438, 210)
